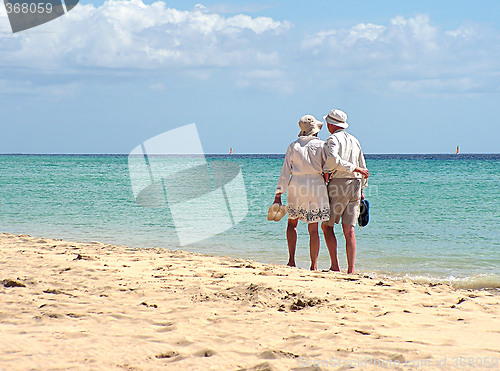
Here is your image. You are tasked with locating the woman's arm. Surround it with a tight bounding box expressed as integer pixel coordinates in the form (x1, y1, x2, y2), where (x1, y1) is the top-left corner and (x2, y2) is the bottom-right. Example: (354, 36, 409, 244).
(276, 145, 293, 195)
(274, 193, 282, 205)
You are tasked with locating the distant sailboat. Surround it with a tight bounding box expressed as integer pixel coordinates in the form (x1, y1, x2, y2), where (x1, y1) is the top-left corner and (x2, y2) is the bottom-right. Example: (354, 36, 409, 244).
(229, 147, 233, 155)
(456, 146, 460, 154)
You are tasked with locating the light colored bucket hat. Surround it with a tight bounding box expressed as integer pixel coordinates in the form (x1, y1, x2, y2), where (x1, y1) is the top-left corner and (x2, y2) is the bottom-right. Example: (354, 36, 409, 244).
(324, 109, 349, 129)
(298, 115, 323, 137)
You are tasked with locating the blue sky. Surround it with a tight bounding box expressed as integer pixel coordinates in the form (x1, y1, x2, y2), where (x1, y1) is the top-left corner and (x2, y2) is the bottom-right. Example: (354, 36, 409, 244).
(1, 0, 499, 154)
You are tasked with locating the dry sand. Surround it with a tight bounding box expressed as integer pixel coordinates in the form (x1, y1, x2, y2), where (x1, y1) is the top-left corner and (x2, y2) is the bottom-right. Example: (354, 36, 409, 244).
(1, 233, 499, 370)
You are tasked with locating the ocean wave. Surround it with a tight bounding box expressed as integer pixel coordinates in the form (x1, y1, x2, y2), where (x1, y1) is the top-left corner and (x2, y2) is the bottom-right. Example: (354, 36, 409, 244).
(368, 271, 500, 291)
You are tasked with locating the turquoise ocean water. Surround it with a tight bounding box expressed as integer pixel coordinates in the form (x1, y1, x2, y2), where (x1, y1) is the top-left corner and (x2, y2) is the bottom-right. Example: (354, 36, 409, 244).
(1, 154, 499, 289)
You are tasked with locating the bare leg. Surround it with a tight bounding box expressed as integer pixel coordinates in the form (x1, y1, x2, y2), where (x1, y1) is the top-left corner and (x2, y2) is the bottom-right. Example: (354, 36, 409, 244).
(286, 218, 298, 267)
(342, 224, 356, 274)
(308, 223, 320, 270)
(322, 222, 340, 271)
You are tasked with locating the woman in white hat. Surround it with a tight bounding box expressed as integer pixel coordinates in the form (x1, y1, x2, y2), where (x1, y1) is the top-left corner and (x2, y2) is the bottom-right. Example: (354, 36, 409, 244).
(273, 115, 330, 270)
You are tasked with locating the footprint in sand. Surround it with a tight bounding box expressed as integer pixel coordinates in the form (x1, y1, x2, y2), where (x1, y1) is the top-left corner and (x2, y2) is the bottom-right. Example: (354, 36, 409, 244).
(259, 350, 299, 359)
(210, 272, 225, 279)
(155, 351, 180, 359)
(2, 279, 26, 288)
(194, 349, 216, 357)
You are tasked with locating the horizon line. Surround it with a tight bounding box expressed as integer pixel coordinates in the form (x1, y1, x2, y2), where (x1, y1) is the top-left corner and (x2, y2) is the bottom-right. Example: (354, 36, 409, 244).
(0, 152, 498, 156)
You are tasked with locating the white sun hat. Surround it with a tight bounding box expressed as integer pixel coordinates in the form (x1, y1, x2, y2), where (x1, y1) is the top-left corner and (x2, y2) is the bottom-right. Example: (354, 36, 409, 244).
(324, 109, 349, 129)
(298, 114, 323, 137)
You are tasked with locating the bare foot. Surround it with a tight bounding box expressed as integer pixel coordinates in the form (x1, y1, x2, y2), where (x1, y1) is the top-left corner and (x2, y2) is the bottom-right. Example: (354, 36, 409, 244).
(287, 261, 296, 267)
(329, 266, 340, 272)
(310, 265, 318, 271)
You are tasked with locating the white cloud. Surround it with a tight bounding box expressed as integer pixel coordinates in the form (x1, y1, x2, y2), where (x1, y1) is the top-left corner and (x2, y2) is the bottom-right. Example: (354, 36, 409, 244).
(344, 23, 385, 47)
(389, 78, 481, 95)
(303, 15, 439, 62)
(204, 3, 274, 15)
(301, 15, 500, 95)
(0, 79, 80, 97)
(1, 6, 499, 97)
(236, 68, 293, 94)
(0, 0, 290, 71)
(149, 82, 165, 91)
(388, 14, 439, 52)
(445, 21, 495, 40)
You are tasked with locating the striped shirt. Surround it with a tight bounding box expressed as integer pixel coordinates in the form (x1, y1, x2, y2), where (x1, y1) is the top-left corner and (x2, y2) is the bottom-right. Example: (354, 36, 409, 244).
(323, 129, 368, 188)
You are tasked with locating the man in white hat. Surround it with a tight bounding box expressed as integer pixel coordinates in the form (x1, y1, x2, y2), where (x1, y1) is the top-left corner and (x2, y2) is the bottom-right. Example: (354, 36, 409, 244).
(321, 109, 369, 274)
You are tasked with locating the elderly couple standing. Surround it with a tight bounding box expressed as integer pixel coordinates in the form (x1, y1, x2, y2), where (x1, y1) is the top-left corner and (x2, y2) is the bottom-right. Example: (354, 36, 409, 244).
(273, 109, 369, 273)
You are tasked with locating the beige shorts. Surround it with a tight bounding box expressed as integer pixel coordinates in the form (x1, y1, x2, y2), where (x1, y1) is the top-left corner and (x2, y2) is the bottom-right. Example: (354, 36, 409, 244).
(323, 178, 361, 226)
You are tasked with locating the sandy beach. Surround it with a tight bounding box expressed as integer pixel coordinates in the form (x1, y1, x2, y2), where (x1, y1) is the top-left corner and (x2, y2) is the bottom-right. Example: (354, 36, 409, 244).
(1, 232, 499, 370)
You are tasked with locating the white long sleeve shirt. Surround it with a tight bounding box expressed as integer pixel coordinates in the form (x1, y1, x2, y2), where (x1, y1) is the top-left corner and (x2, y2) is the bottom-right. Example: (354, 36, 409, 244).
(323, 129, 368, 189)
(276, 137, 326, 194)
